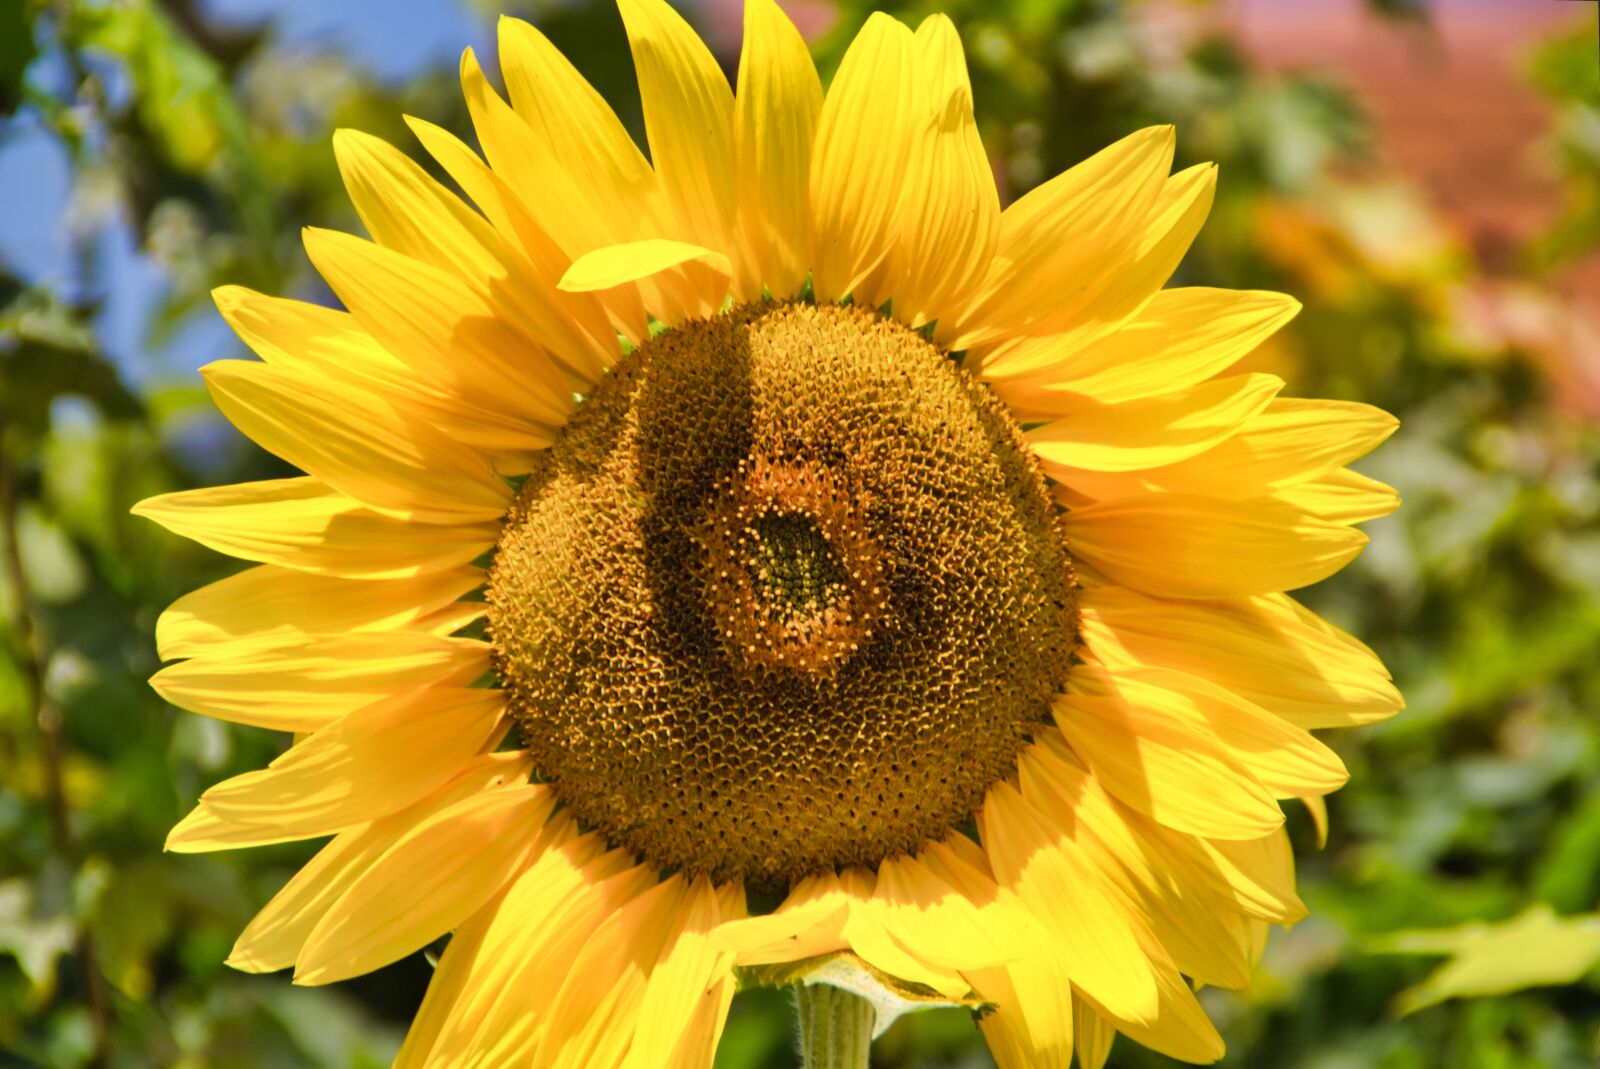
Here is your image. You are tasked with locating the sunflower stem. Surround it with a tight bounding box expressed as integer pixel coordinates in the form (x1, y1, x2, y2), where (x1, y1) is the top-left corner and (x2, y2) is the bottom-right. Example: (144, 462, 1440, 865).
(794, 982, 875, 1069)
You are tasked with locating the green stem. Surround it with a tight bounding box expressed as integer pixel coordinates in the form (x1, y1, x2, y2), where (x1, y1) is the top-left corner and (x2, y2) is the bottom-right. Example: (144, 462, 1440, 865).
(794, 982, 875, 1069)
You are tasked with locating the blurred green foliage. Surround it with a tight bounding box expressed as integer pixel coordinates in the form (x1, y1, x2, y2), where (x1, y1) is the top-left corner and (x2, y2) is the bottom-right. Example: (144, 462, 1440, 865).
(2, 0, 1598, 1066)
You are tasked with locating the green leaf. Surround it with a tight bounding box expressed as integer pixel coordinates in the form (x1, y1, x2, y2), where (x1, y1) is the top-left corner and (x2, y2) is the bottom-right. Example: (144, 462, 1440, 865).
(1368, 905, 1600, 1015)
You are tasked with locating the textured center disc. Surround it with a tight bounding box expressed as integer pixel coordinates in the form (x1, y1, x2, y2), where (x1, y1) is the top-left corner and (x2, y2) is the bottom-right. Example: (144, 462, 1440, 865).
(487, 302, 1077, 888)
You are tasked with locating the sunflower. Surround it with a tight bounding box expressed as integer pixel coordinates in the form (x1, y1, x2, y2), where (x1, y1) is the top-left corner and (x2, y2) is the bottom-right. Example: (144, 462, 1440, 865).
(135, 1, 1401, 1066)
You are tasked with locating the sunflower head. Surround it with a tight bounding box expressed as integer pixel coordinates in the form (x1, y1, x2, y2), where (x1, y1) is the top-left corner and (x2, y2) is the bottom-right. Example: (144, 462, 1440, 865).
(135, 2, 1401, 1066)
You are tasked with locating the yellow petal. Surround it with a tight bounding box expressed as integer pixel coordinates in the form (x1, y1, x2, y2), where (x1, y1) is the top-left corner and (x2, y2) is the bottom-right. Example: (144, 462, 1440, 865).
(918, 838, 1075, 1057)
(1062, 397, 1400, 502)
(333, 127, 506, 283)
(155, 564, 480, 659)
(973, 965, 1072, 1069)
(619, 0, 737, 261)
(1166, 825, 1306, 925)
(733, 0, 822, 298)
(1054, 668, 1285, 839)
(489, 23, 660, 256)
(295, 782, 556, 985)
(1091, 961, 1224, 1064)
(202, 360, 510, 523)
(980, 780, 1161, 1026)
(1301, 795, 1331, 848)
(869, 852, 1022, 972)
(165, 802, 307, 854)
(302, 226, 576, 426)
(150, 633, 489, 731)
(1058, 161, 1217, 344)
(1020, 738, 1254, 989)
(1272, 467, 1399, 525)
(394, 823, 649, 1069)
(211, 285, 555, 459)
(133, 478, 498, 580)
(198, 687, 505, 835)
(223, 752, 531, 970)
(621, 875, 742, 1069)
(1026, 373, 1282, 473)
(1104, 665, 1349, 798)
(532, 875, 702, 1069)
(946, 126, 1173, 350)
(334, 127, 616, 381)
(985, 288, 1298, 399)
(837, 867, 971, 999)
(1073, 999, 1117, 1069)
(558, 239, 732, 323)
(1080, 584, 1402, 729)
(880, 15, 1000, 327)
(1064, 493, 1368, 598)
(713, 871, 853, 964)
(808, 12, 918, 303)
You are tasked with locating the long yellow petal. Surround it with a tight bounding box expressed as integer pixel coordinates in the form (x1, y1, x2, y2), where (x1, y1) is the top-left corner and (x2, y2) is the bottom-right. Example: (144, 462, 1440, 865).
(198, 687, 505, 835)
(165, 801, 307, 854)
(1087, 960, 1224, 1064)
(404, 111, 644, 352)
(335, 127, 616, 380)
(980, 780, 1161, 1026)
(222, 752, 530, 970)
(621, 875, 743, 1069)
(302, 226, 577, 425)
(1064, 493, 1368, 598)
(808, 13, 918, 302)
(490, 22, 661, 256)
(1020, 738, 1254, 989)
(1273, 467, 1399, 525)
(869, 852, 1023, 971)
(393, 821, 647, 1069)
(921, 839, 1074, 1061)
(203, 360, 510, 523)
(985, 288, 1298, 398)
(211, 286, 555, 460)
(1027, 373, 1281, 473)
(835, 867, 971, 999)
(1054, 669, 1284, 839)
(946, 126, 1173, 350)
(880, 15, 1000, 327)
(295, 782, 556, 985)
(151, 633, 489, 731)
(1061, 398, 1400, 502)
(1107, 665, 1349, 798)
(619, 0, 737, 261)
(1080, 584, 1402, 729)
(733, 0, 821, 299)
(533, 876, 694, 1069)
(155, 564, 480, 659)
(1073, 999, 1117, 1069)
(973, 966, 1072, 1069)
(133, 478, 498, 580)
(333, 127, 505, 283)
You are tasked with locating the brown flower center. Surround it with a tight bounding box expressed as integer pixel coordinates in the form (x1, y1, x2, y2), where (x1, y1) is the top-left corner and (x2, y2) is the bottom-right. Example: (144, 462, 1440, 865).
(487, 302, 1077, 889)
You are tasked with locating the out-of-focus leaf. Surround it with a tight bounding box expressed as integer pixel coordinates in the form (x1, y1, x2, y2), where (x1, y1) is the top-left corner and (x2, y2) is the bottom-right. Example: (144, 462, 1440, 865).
(0, 879, 75, 992)
(0, 0, 37, 116)
(72, 0, 274, 245)
(1369, 906, 1600, 1015)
